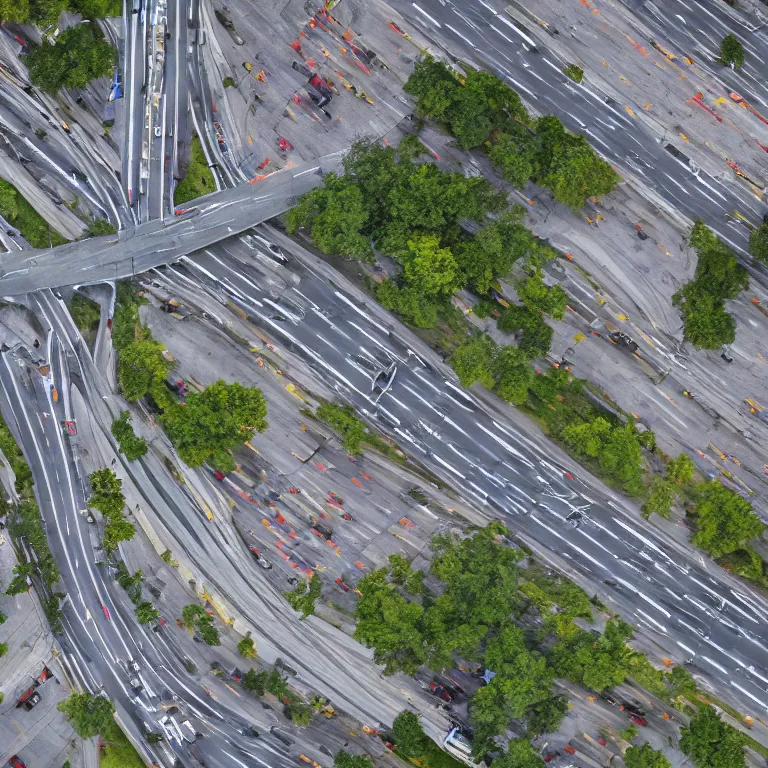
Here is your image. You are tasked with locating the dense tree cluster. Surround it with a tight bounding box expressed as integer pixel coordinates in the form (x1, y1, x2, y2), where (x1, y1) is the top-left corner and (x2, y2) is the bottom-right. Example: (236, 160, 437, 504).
(88, 468, 135, 552)
(58, 692, 116, 739)
(111, 411, 148, 460)
(680, 705, 746, 768)
(0, 179, 67, 248)
(641, 453, 696, 519)
(0, 0, 120, 24)
(25, 24, 114, 93)
(624, 744, 672, 768)
(673, 221, 748, 349)
(404, 57, 619, 208)
(288, 140, 545, 333)
(749, 219, 768, 263)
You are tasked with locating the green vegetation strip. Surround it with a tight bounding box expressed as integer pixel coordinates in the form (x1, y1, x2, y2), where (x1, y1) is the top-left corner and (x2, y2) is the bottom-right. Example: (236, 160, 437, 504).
(174, 136, 217, 204)
(0, 179, 67, 248)
(88, 468, 136, 552)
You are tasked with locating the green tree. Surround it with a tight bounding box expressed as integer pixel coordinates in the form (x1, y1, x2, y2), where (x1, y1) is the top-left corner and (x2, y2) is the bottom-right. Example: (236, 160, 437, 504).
(26, 25, 114, 93)
(0, 0, 30, 22)
(71, 0, 122, 18)
(680, 705, 746, 768)
(748, 221, 768, 263)
(68, 294, 101, 335)
(174, 136, 216, 204)
(689, 482, 764, 558)
(492, 739, 545, 768)
(516, 269, 568, 320)
(241, 669, 268, 696)
(334, 750, 373, 768)
(402, 234, 461, 298)
(103, 516, 136, 551)
(563, 64, 584, 83)
(288, 703, 314, 726)
(388, 554, 424, 594)
(720, 34, 745, 69)
(135, 602, 160, 625)
(449, 335, 498, 389)
(668, 665, 697, 697)
(58, 692, 115, 739)
(673, 285, 736, 348)
(497, 304, 553, 359)
(488, 132, 536, 188)
(316, 402, 367, 454)
(161, 380, 268, 470)
(111, 411, 148, 460)
(117, 338, 173, 403)
(666, 453, 695, 486)
(89, 468, 124, 518)
(376, 280, 439, 328)
(0, 642, 7, 656)
(641, 478, 676, 519)
(527, 696, 569, 736)
(285, 174, 372, 261)
(391, 711, 428, 758)
(29, 0, 69, 26)
(624, 744, 672, 768)
(238, 636, 256, 658)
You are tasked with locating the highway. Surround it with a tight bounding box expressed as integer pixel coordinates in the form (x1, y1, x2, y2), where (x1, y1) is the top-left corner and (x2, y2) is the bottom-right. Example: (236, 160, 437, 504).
(149, 222, 768, 725)
(0, 156, 335, 295)
(387, 0, 767, 258)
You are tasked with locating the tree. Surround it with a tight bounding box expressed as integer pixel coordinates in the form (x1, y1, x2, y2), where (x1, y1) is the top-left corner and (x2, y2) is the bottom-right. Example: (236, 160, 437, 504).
(720, 34, 745, 69)
(492, 739, 545, 768)
(527, 695, 568, 736)
(0, 0, 30, 22)
(388, 554, 424, 594)
(316, 402, 367, 454)
(89, 468, 124, 518)
(641, 478, 676, 519)
(488, 132, 536, 188)
(666, 453, 695, 486)
(0, 642, 7, 656)
(117, 338, 173, 402)
(135, 602, 160, 625)
(241, 669, 268, 696)
(29, 0, 69, 27)
(376, 280, 439, 328)
(161, 380, 268, 470)
(563, 64, 584, 83)
(449, 335, 498, 389)
(103, 516, 136, 551)
(111, 411, 148, 460)
(748, 221, 768, 263)
(285, 174, 372, 261)
(334, 750, 373, 768)
(497, 304, 553, 359)
(288, 703, 314, 726)
(402, 234, 461, 298)
(516, 269, 568, 320)
(680, 705, 746, 768)
(238, 636, 256, 658)
(689, 482, 764, 558)
(26, 25, 114, 93)
(668, 665, 697, 697)
(673, 285, 736, 348)
(391, 711, 428, 758)
(58, 692, 115, 739)
(624, 744, 672, 768)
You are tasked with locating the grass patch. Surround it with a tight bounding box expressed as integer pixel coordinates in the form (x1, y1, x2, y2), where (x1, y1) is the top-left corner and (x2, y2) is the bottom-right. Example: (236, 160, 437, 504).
(68, 293, 101, 338)
(101, 721, 146, 768)
(0, 179, 67, 248)
(174, 135, 216, 205)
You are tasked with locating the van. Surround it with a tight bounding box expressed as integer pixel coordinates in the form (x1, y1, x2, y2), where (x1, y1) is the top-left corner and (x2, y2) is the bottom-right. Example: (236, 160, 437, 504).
(199, 30, 206, 45)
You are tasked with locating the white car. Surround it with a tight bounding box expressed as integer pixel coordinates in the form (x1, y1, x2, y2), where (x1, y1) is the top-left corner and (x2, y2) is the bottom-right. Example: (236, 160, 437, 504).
(154, 126, 162, 137)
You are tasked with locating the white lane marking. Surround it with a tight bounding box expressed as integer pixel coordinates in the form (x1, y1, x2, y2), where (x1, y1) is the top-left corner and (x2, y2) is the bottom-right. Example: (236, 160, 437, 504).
(412, 2, 442, 26)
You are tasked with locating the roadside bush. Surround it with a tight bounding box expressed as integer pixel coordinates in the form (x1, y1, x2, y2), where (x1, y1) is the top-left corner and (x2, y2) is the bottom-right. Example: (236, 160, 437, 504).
(719, 34, 745, 68)
(111, 411, 148, 460)
(749, 220, 768, 263)
(563, 64, 584, 83)
(174, 136, 216, 204)
(68, 294, 101, 336)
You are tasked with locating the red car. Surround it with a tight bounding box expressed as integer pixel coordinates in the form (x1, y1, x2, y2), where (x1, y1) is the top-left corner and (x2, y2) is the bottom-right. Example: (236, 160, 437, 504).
(213, 470, 225, 481)
(429, 682, 452, 702)
(630, 714, 648, 726)
(9, 757, 27, 768)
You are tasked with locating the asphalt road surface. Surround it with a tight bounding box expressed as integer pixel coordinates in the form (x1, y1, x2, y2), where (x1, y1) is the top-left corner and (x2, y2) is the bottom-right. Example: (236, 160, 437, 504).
(165, 225, 768, 724)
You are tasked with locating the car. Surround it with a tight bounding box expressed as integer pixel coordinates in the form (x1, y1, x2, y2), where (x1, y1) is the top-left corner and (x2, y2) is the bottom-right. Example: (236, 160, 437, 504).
(213, 470, 225, 481)
(243, 62, 253, 71)
(249, 547, 272, 569)
(429, 682, 452, 702)
(629, 714, 648, 726)
(24, 691, 41, 710)
(154, 126, 162, 137)
(8, 757, 27, 768)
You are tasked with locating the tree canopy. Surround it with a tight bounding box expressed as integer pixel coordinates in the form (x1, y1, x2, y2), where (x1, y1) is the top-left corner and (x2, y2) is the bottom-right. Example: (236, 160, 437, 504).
(720, 34, 745, 69)
(689, 482, 764, 559)
(334, 751, 373, 768)
(624, 744, 672, 768)
(58, 692, 115, 739)
(161, 380, 267, 471)
(673, 221, 747, 349)
(26, 24, 114, 93)
(749, 220, 768, 263)
(491, 740, 545, 768)
(680, 706, 746, 768)
(391, 711, 428, 758)
(404, 57, 618, 207)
